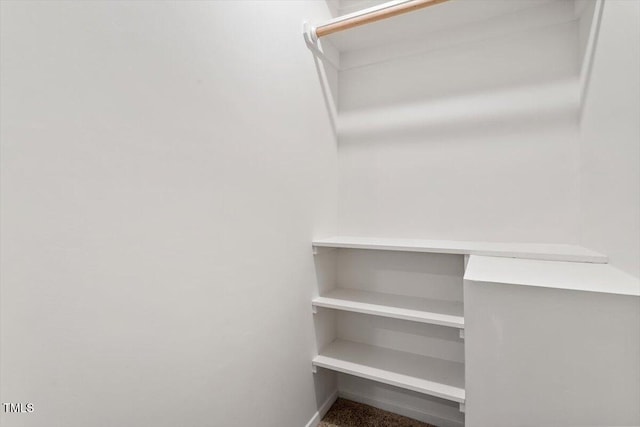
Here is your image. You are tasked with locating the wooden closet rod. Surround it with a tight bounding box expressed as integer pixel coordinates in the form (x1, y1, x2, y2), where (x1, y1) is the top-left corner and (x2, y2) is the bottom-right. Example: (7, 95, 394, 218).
(315, 0, 450, 38)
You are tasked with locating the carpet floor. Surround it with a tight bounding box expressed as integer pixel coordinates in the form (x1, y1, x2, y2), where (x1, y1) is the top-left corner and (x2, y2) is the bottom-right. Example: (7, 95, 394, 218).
(319, 398, 438, 427)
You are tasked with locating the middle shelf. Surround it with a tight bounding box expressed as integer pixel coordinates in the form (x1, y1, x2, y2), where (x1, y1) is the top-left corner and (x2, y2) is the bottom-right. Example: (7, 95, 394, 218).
(313, 339, 466, 403)
(313, 288, 464, 329)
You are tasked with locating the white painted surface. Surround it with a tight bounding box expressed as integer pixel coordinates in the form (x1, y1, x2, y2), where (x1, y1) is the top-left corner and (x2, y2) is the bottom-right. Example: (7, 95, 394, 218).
(577, 0, 598, 79)
(337, 79, 581, 139)
(314, 236, 607, 262)
(330, 249, 464, 361)
(579, 0, 640, 278)
(309, 246, 340, 421)
(332, 248, 464, 364)
(313, 339, 465, 403)
(321, 0, 573, 53)
(337, 310, 465, 364)
(319, 4, 639, 424)
(337, 122, 582, 244)
(322, 1, 639, 425)
(3, 1, 638, 427)
(338, 21, 579, 112)
(313, 288, 464, 327)
(465, 255, 640, 296)
(304, 390, 338, 427)
(338, 1, 579, 71)
(333, 2, 587, 246)
(0, 2, 337, 427)
(333, 0, 390, 18)
(320, 249, 465, 419)
(335, 249, 464, 302)
(463, 279, 640, 426)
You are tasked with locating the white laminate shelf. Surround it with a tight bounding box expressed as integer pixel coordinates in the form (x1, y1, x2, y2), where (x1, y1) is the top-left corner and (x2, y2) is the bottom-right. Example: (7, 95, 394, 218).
(312, 236, 608, 263)
(464, 255, 640, 297)
(313, 339, 465, 403)
(313, 288, 464, 328)
(315, 0, 577, 55)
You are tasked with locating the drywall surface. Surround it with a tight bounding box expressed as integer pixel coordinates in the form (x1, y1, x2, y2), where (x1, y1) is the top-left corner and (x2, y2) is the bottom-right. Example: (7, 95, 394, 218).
(338, 123, 581, 243)
(579, 0, 640, 277)
(336, 14, 583, 244)
(0, 2, 337, 426)
(464, 280, 640, 426)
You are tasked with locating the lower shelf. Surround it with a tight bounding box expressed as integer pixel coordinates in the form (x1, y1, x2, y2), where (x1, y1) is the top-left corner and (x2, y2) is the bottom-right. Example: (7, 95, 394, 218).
(313, 339, 465, 404)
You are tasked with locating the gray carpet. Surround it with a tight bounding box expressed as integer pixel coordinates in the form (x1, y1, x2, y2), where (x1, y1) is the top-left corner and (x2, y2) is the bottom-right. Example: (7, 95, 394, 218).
(319, 398, 438, 427)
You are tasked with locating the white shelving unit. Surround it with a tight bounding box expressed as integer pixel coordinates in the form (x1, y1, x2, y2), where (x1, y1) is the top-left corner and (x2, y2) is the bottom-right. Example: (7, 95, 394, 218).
(311, 235, 617, 418)
(312, 236, 607, 263)
(312, 339, 466, 403)
(313, 288, 464, 328)
(312, 236, 469, 413)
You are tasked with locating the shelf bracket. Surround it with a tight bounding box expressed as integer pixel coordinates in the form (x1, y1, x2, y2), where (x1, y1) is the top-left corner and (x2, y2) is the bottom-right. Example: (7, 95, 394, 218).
(312, 246, 336, 256)
(459, 329, 465, 339)
(311, 363, 318, 374)
(312, 304, 318, 314)
(459, 403, 465, 413)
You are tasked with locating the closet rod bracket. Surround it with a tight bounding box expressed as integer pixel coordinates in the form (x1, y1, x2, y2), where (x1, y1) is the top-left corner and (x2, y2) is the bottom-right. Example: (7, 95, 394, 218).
(302, 21, 339, 70)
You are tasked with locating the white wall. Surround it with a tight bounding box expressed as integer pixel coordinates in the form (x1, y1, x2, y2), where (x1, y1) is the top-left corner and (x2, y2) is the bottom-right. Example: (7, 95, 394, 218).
(338, 123, 581, 243)
(0, 2, 337, 426)
(335, 7, 584, 244)
(579, 0, 640, 278)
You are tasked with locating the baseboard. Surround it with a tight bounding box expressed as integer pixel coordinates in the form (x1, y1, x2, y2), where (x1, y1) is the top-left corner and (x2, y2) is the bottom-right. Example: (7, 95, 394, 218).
(338, 390, 464, 427)
(304, 389, 339, 427)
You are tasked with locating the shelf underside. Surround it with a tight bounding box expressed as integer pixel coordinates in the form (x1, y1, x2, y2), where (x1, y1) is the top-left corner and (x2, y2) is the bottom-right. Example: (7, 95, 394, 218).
(313, 288, 464, 328)
(313, 339, 465, 403)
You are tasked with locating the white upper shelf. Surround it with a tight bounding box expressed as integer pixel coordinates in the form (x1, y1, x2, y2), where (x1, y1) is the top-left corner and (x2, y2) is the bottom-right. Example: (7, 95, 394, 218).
(316, 0, 579, 53)
(312, 236, 608, 263)
(464, 255, 640, 297)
